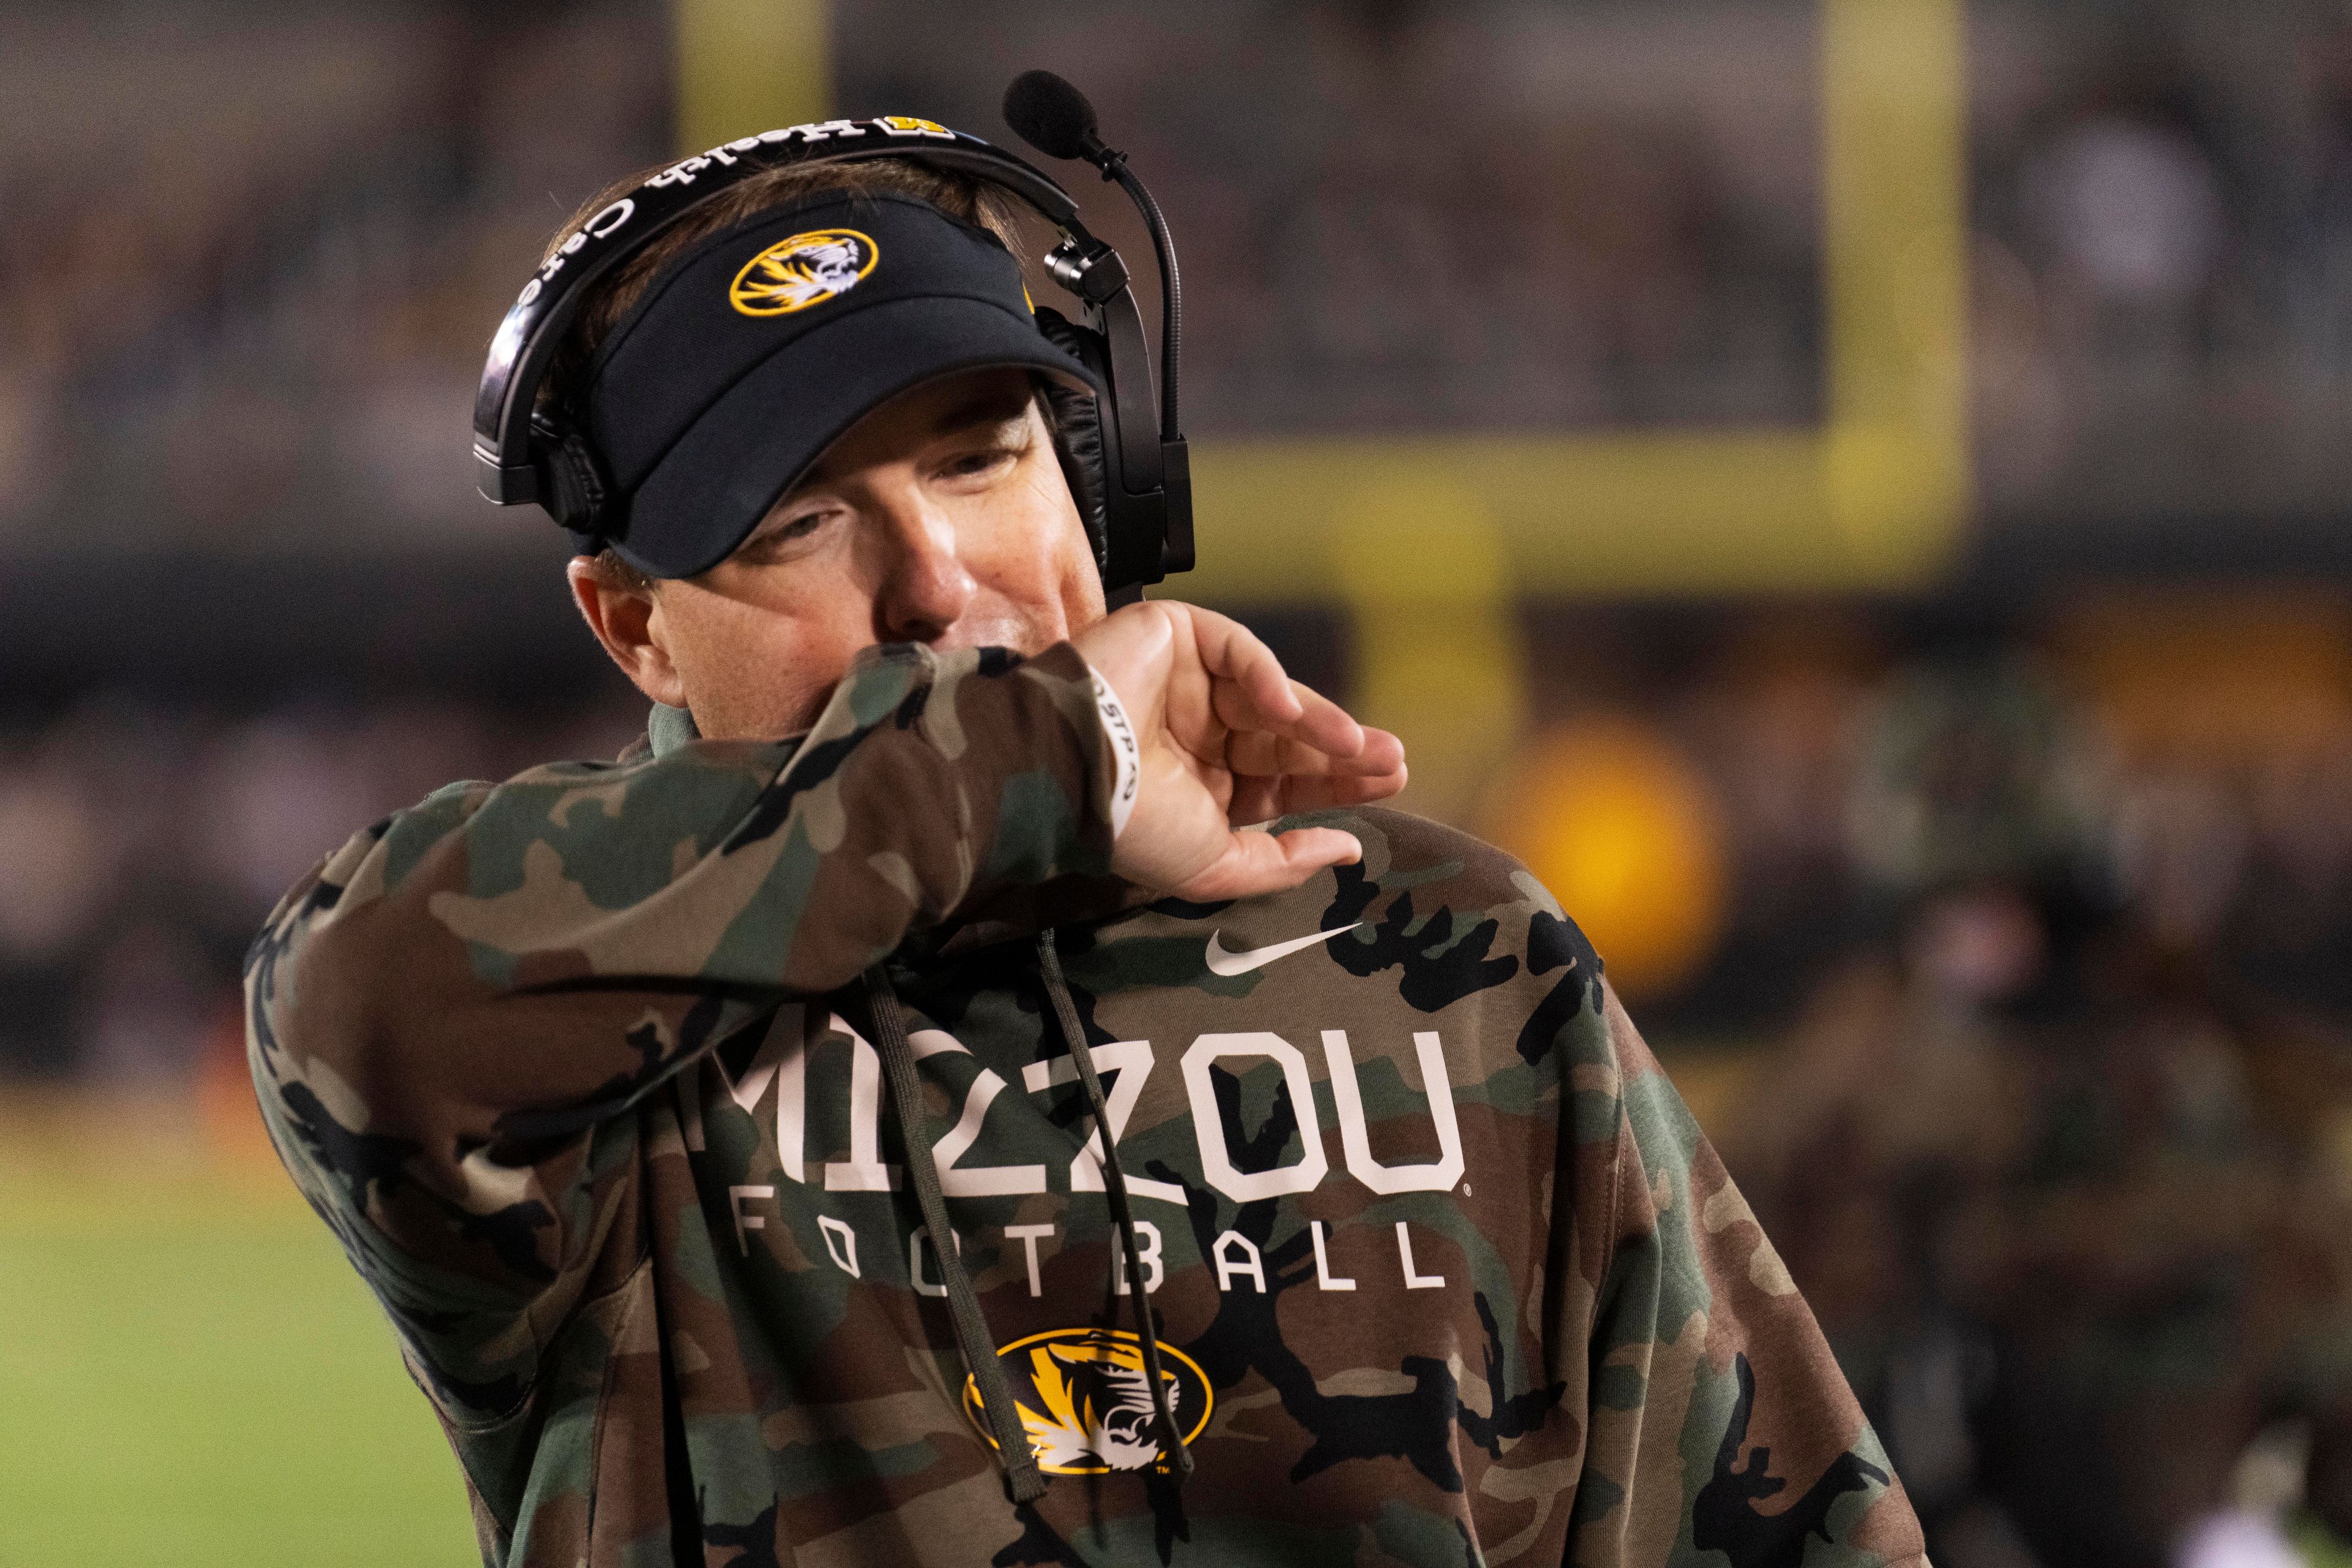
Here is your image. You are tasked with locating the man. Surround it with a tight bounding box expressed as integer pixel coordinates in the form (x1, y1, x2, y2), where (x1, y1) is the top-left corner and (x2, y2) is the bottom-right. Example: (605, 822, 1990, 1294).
(249, 149, 1924, 1566)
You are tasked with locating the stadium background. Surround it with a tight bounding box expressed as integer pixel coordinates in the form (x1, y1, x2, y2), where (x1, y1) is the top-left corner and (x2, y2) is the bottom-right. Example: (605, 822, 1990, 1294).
(7, 1, 2352, 1563)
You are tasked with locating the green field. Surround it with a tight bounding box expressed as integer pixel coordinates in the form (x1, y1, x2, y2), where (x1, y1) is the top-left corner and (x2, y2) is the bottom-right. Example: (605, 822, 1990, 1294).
(0, 1167, 478, 1566)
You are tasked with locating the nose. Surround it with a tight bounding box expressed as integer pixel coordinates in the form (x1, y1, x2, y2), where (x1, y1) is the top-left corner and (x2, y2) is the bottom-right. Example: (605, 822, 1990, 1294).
(872, 488, 976, 644)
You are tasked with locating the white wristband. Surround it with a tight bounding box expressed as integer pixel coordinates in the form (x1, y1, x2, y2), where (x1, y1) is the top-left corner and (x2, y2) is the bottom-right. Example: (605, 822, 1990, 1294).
(1089, 669, 1140, 840)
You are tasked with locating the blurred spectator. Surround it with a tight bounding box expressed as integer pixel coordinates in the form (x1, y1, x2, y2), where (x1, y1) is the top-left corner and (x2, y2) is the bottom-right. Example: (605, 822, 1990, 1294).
(0, 738, 112, 968)
(2021, 75, 2228, 374)
(0, 732, 112, 1076)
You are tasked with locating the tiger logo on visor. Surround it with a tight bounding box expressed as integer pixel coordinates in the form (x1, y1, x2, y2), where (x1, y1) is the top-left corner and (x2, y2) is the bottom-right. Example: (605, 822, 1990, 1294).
(729, 228, 879, 317)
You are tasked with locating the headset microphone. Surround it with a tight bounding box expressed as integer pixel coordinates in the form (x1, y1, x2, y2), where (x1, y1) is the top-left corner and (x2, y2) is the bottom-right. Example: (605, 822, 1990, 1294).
(1001, 70, 1100, 162)
(1003, 70, 1190, 579)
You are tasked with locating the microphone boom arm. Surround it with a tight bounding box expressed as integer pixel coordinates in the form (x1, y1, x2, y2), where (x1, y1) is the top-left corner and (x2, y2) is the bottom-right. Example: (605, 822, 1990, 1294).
(1085, 146, 1182, 442)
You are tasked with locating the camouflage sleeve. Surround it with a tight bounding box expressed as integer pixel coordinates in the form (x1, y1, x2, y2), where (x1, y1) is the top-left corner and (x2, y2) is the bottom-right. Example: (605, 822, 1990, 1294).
(1571, 987, 1928, 1566)
(244, 641, 1113, 1347)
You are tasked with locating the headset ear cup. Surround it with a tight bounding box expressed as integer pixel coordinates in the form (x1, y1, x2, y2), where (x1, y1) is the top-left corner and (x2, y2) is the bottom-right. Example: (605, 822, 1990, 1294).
(1030, 307, 1112, 577)
(532, 413, 609, 538)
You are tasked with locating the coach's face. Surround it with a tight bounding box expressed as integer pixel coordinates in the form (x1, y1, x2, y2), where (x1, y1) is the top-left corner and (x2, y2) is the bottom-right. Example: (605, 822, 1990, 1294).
(568, 368, 1105, 740)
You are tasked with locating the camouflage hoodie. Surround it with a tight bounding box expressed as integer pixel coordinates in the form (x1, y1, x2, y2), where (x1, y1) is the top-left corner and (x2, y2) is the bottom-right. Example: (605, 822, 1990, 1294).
(247, 639, 1927, 1567)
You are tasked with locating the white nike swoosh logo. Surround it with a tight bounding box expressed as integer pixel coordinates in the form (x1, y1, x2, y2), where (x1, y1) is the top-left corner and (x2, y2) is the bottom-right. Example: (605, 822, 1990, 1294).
(1204, 922, 1363, 976)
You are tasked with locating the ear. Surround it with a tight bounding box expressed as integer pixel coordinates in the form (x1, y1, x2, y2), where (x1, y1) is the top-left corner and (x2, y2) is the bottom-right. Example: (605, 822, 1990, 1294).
(567, 557, 689, 709)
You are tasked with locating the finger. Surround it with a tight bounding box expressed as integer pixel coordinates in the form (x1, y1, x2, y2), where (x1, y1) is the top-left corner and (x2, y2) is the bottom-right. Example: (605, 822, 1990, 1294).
(1171, 826, 1365, 902)
(1278, 681, 1368, 760)
(1354, 727, 1405, 775)
(1180, 605, 1305, 726)
(1229, 761, 1409, 821)
(1227, 725, 1402, 778)
(1270, 766, 1411, 813)
(1212, 676, 1368, 763)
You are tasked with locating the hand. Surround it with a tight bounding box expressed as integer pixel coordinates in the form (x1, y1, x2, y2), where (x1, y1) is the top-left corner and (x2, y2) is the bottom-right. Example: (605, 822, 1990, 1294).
(1072, 601, 1408, 900)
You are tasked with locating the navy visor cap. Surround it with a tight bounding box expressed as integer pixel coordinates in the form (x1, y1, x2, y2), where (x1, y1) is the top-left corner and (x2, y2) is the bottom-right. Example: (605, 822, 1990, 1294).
(576, 192, 1100, 579)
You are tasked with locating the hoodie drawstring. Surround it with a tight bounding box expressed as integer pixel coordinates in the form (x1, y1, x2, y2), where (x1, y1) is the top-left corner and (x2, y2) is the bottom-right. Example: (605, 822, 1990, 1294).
(862, 934, 1193, 1508)
(862, 967, 1048, 1504)
(1035, 931, 1194, 1482)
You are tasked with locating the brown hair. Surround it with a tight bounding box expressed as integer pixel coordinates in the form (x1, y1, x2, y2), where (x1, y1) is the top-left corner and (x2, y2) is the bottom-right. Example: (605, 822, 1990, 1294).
(538, 159, 1031, 593)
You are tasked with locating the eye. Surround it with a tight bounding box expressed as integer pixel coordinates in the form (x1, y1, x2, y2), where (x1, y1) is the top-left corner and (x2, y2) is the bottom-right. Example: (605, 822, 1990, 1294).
(747, 507, 838, 554)
(942, 443, 1019, 480)
(936, 420, 1033, 483)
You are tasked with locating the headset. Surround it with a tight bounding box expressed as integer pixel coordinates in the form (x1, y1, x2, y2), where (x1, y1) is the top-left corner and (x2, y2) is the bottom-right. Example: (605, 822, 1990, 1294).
(472, 74, 1192, 598)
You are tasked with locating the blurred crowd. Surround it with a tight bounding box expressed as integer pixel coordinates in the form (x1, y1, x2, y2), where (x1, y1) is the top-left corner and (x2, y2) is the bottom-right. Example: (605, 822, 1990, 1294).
(0, 692, 638, 1080)
(10, 0, 2352, 541)
(0, 0, 673, 546)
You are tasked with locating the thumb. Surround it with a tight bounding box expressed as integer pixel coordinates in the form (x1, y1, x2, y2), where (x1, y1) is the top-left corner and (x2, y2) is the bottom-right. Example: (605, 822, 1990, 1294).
(1170, 827, 1364, 902)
